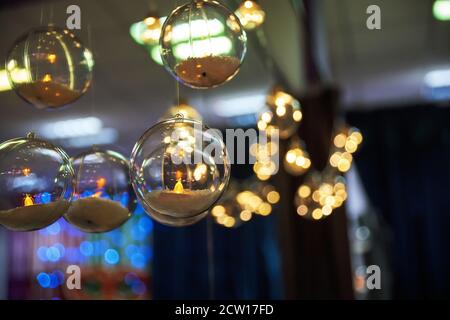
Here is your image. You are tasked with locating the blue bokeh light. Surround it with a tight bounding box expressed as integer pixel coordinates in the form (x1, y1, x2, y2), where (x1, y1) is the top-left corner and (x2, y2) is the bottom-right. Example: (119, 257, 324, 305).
(104, 249, 120, 265)
(36, 272, 51, 288)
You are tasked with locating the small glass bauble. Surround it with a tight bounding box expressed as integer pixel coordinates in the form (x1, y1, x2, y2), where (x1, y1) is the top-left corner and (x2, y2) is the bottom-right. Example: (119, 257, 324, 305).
(295, 170, 347, 221)
(64, 147, 135, 233)
(130, 116, 231, 227)
(257, 87, 302, 139)
(6, 25, 94, 110)
(160, 0, 247, 89)
(235, 0, 265, 30)
(283, 137, 311, 176)
(0, 133, 73, 231)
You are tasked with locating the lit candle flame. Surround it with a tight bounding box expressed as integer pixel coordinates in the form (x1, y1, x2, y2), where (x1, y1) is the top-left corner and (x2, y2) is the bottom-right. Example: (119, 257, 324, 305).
(24, 194, 34, 206)
(22, 168, 31, 176)
(96, 177, 106, 189)
(174, 179, 184, 194)
(42, 74, 52, 82)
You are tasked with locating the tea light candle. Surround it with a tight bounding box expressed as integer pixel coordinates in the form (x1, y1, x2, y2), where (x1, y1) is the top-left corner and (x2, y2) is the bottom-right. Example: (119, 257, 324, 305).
(65, 197, 131, 233)
(145, 179, 219, 216)
(0, 200, 69, 231)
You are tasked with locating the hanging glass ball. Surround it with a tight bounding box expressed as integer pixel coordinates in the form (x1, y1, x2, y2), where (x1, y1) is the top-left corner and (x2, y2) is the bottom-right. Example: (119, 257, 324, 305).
(160, 0, 247, 89)
(163, 100, 203, 121)
(284, 137, 311, 176)
(130, 116, 231, 227)
(295, 170, 347, 221)
(257, 87, 303, 139)
(64, 147, 135, 233)
(235, 0, 266, 30)
(0, 133, 73, 231)
(141, 13, 163, 46)
(6, 25, 94, 110)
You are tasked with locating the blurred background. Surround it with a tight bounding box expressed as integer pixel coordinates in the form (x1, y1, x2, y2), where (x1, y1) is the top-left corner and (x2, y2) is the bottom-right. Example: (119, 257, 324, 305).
(0, 0, 449, 299)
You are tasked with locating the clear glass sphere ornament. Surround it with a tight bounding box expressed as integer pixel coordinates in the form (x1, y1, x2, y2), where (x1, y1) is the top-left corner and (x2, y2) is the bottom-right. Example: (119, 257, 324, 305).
(64, 147, 135, 233)
(284, 137, 311, 176)
(257, 87, 303, 139)
(160, 0, 247, 89)
(130, 115, 231, 227)
(163, 100, 203, 121)
(235, 0, 265, 30)
(0, 133, 73, 231)
(295, 170, 347, 221)
(6, 25, 94, 110)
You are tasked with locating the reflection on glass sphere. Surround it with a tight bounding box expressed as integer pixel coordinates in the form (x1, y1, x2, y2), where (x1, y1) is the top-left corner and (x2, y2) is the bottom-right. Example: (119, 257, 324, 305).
(64, 147, 135, 233)
(295, 170, 347, 221)
(163, 100, 203, 121)
(130, 116, 230, 227)
(258, 87, 302, 139)
(284, 137, 311, 176)
(0, 133, 73, 231)
(235, 0, 265, 30)
(160, 0, 247, 89)
(6, 25, 94, 109)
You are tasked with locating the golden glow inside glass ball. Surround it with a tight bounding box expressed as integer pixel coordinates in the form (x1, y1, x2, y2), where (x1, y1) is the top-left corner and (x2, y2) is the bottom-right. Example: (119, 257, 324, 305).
(329, 126, 363, 173)
(160, 0, 247, 89)
(6, 25, 94, 109)
(235, 0, 266, 30)
(213, 179, 278, 228)
(163, 102, 203, 121)
(0, 133, 73, 231)
(284, 146, 311, 176)
(130, 117, 230, 227)
(141, 15, 162, 45)
(64, 148, 135, 233)
(258, 88, 302, 139)
(295, 172, 347, 221)
(250, 141, 279, 181)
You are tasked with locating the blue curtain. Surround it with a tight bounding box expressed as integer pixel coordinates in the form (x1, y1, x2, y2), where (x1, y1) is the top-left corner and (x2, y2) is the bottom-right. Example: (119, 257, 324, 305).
(348, 105, 450, 298)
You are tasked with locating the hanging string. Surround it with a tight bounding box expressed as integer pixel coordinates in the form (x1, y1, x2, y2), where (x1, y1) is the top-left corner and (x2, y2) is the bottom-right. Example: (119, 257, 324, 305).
(206, 215, 215, 299)
(87, 23, 96, 117)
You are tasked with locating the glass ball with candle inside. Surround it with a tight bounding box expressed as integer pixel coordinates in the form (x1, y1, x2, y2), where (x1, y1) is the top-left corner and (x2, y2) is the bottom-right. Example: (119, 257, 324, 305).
(130, 116, 231, 226)
(0, 133, 73, 231)
(160, 0, 247, 89)
(64, 147, 136, 233)
(257, 87, 303, 140)
(235, 0, 266, 31)
(6, 25, 94, 110)
(283, 136, 311, 176)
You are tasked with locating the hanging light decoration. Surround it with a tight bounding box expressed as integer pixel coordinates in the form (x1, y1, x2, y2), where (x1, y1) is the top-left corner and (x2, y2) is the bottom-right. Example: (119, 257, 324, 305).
(64, 147, 135, 233)
(250, 140, 279, 181)
(0, 133, 73, 231)
(6, 25, 94, 110)
(212, 179, 280, 228)
(130, 115, 231, 227)
(140, 11, 163, 46)
(284, 136, 311, 176)
(160, 0, 247, 89)
(329, 126, 363, 173)
(235, 0, 266, 30)
(295, 170, 347, 221)
(163, 99, 203, 121)
(258, 87, 302, 139)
